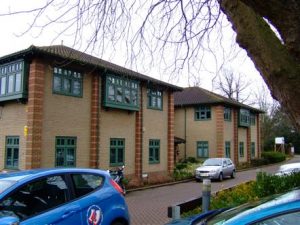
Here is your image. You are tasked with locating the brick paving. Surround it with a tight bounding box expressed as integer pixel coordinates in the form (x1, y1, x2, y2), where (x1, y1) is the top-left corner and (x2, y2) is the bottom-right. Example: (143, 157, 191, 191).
(125, 156, 300, 225)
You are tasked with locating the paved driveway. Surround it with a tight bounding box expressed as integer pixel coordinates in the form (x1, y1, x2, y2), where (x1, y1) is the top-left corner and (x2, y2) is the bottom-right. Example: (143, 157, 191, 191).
(125, 155, 300, 225)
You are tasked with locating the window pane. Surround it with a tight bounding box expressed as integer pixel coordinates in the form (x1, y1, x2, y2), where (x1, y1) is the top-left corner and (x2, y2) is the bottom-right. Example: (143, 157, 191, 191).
(108, 85, 115, 101)
(72, 174, 104, 198)
(63, 78, 71, 93)
(15, 73, 21, 92)
(53, 76, 61, 91)
(0, 76, 6, 95)
(72, 80, 81, 95)
(116, 87, 122, 102)
(56, 148, 65, 167)
(8, 75, 14, 93)
(117, 148, 124, 163)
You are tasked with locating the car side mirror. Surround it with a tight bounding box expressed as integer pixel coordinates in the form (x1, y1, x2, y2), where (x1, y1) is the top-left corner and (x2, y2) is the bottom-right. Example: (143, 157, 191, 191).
(0, 216, 20, 225)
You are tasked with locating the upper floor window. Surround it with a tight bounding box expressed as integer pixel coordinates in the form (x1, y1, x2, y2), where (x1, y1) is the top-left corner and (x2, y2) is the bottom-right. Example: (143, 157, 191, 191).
(53, 67, 83, 97)
(239, 109, 250, 127)
(250, 114, 256, 125)
(0, 60, 28, 102)
(104, 74, 139, 111)
(224, 107, 231, 121)
(147, 89, 163, 110)
(195, 106, 211, 120)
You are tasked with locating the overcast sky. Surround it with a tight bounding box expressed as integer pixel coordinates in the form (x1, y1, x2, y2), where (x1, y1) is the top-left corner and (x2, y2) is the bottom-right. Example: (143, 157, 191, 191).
(0, 0, 272, 106)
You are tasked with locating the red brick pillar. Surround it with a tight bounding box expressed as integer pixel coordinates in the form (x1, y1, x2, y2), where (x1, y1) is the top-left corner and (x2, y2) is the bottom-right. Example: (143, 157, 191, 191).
(216, 105, 224, 157)
(89, 74, 99, 168)
(257, 114, 261, 158)
(233, 109, 239, 165)
(246, 127, 251, 162)
(168, 92, 175, 174)
(26, 59, 45, 169)
(135, 86, 143, 179)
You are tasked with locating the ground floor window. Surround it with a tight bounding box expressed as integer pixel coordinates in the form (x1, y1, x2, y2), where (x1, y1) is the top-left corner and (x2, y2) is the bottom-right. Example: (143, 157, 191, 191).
(5, 136, 19, 169)
(225, 141, 231, 158)
(110, 138, 125, 166)
(149, 139, 160, 164)
(239, 142, 244, 157)
(251, 142, 256, 159)
(55, 137, 76, 167)
(196, 141, 209, 158)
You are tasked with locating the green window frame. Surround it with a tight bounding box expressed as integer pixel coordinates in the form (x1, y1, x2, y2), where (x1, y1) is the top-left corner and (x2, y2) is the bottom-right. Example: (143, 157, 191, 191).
(225, 141, 231, 158)
(53, 67, 83, 97)
(196, 141, 209, 158)
(224, 107, 231, 121)
(239, 142, 244, 157)
(239, 109, 250, 127)
(149, 139, 160, 164)
(251, 142, 256, 159)
(110, 138, 125, 166)
(195, 106, 211, 120)
(0, 60, 28, 102)
(147, 89, 163, 110)
(5, 136, 19, 169)
(104, 74, 139, 111)
(55, 136, 76, 167)
(250, 114, 256, 125)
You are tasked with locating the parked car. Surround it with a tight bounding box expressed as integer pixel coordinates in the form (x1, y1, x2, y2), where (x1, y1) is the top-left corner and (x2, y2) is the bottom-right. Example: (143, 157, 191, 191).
(0, 168, 130, 225)
(195, 158, 235, 181)
(165, 189, 300, 225)
(275, 162, 300, 176)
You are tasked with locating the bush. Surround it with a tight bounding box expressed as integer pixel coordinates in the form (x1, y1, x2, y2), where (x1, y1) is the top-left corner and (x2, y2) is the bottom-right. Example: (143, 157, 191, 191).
(173, 162, 202, 181)
(250, 158, 269, 167)
(261, 151, 286, 164)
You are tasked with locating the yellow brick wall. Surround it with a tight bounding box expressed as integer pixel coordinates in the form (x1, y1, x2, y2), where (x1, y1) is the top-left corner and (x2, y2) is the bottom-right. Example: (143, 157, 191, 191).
(0, 103, 27, 170)
(41, 65, 92, 167)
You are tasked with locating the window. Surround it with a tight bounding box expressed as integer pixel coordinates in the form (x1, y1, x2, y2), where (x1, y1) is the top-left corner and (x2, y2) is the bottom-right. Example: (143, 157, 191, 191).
(251, 142, 255, 159)
(197, 141, 209, 158)
(225, 141, 231, 158)
(71, 173, 104, 198)
(253, 211, 300, 225)
(104, 74, 139, 111)
(239, 109, 250, 127)
(224, 107, 231, 121)
(239, 142, 244, 157)
(195, 106, 211, 120)
(55, 137, 76, 167)
(147, 89, 163, 110)
(149, 139, 160, 164)
(53, 67, 83, 97)
(0, 60, 28, 102)
(250, 113, 256, 125)
(0, 175, 67, 221)
(110, 138, 125, 166)
(5, 136, 19, 169)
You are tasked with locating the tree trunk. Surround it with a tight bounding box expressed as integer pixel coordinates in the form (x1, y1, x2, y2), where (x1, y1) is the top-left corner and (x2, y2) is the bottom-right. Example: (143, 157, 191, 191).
(219, 0, 300, 130)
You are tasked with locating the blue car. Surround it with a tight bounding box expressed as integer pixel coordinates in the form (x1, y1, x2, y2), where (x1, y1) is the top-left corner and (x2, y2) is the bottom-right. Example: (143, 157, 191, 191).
(166, 189, 300, 225)
(0, 168, 130, 225)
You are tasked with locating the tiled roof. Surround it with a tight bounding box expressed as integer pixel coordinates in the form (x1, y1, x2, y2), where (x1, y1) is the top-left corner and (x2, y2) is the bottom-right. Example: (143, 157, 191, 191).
(0, 45, 182, 91)
(174, 86, 264, 113)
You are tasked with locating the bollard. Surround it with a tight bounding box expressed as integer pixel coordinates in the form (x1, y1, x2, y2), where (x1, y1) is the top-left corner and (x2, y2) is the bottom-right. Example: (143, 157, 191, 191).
(202, 178, 211, 213)
(172, 206, 180, 220)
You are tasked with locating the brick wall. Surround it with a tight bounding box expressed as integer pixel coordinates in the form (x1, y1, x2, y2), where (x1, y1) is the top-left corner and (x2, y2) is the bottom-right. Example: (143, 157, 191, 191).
(168, 92, 174, 174)
(135, 86, 143, 179)
(257, 114, 261, 158)
(25, 59, 45, 169)
(89, 74, 99, 168)
(233, 109, 239, 165)
(215, 105, 224, 157)
(247, 127, 251, 162)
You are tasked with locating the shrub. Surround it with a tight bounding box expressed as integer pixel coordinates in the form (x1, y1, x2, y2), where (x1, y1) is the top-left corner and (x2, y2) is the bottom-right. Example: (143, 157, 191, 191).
(261, 151, 286, 164)
(250, 158, 269, 167)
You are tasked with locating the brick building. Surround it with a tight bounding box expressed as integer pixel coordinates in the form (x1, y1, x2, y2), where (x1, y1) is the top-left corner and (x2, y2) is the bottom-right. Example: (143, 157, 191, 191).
(174, 86, 263, 165)
(0, 45, 182, 185)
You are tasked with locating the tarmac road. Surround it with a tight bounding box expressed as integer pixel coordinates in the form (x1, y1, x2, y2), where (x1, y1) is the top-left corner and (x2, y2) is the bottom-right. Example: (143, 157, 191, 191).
(125, 155, 300, 225)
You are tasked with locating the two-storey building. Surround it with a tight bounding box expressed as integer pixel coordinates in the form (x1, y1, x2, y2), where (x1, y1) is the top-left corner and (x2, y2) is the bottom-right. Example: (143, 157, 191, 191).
(0, 45, 182, 186)
(174, 86, 263, 165)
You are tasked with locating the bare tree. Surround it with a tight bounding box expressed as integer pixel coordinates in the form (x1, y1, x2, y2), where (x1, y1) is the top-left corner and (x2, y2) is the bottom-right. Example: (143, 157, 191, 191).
(213, 68, 251, 103)
(1, 0, 300, 130)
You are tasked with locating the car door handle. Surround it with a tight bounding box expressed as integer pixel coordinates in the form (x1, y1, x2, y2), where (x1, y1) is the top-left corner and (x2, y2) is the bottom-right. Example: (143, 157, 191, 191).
(61, 206, 80, 219)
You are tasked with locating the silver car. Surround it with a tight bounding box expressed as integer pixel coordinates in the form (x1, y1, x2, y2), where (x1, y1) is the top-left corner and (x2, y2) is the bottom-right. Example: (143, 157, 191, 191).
(195, 158, 236, 181)
(275, 162, 300, 176)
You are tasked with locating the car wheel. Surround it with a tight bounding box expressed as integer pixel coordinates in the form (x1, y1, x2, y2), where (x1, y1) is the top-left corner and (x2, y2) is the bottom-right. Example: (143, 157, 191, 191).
(111, 220, 126, 225)
(231, 170, 236, 179)
(218, 173, 223, 182)
(196, 178, 202, 182)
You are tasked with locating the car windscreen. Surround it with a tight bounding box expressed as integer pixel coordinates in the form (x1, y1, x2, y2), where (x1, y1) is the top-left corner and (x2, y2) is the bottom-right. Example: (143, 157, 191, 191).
(203, 159, 222, 166)
(0, 180, 17, 194)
